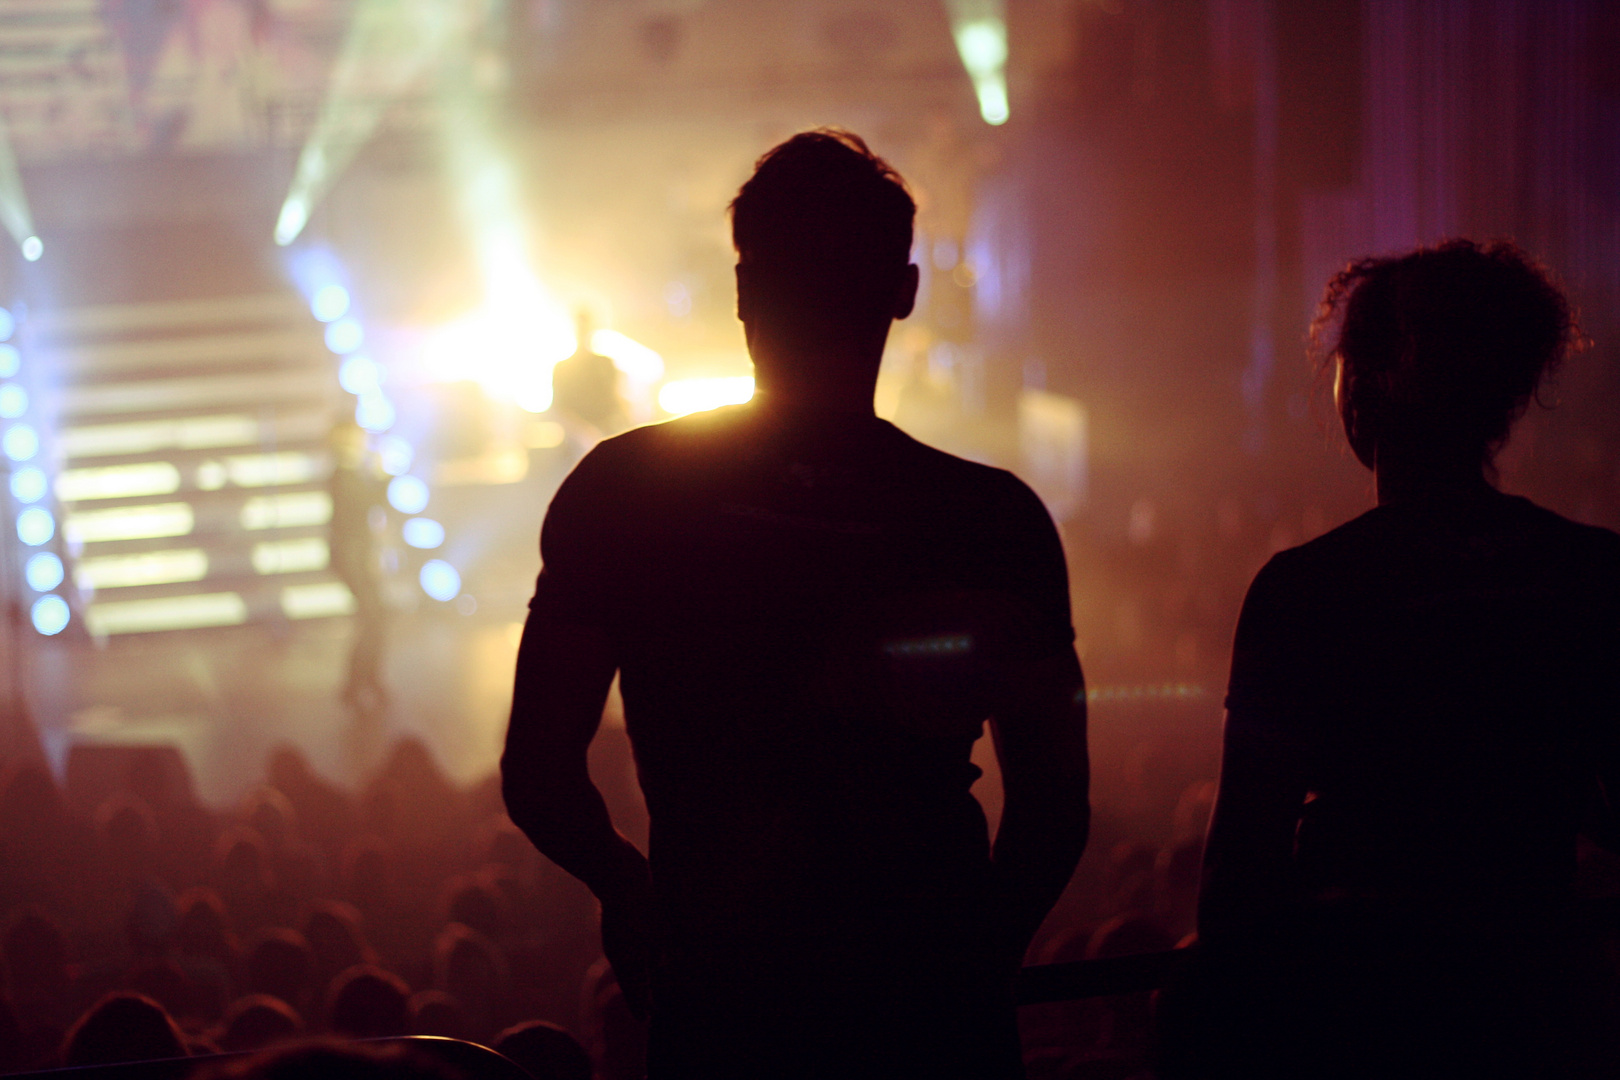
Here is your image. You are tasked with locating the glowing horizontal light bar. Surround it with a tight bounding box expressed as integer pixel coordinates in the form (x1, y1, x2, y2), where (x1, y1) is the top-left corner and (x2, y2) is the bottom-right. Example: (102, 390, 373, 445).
(241, 491, 332, 530)
(36, 296, 306, 338)
(252, 537, 330, 575)
(60, 371, 331, 417)
(591, 330, 665, 384)
(48, 329, 317, 374)
(61, 415, 259, 459)
(281, 581, 356, 619)
(657, 376, 755, 417)
(75, 549, 208, 590)
(66, 502, 194, 544)
(86, 592, 247, 636)
(223, 451, 325, 488)
(56, 462, 182, 502)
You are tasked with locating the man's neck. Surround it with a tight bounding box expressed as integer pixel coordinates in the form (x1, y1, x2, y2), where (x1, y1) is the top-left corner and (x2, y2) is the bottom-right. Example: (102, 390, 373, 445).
(750, 376, 877, 418)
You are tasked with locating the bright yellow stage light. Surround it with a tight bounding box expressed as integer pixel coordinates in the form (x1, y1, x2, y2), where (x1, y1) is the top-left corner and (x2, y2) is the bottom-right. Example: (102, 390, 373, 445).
(252, 537, 331, 575)
(66, 503, 195, 544)
(87, 592, 247, 636)
(657, 376, 756, 417)
(240, 492, 333, 530)
(281, 582, 356, 619)
(75, 549, 208, 590)
(56, 462, 182, 502)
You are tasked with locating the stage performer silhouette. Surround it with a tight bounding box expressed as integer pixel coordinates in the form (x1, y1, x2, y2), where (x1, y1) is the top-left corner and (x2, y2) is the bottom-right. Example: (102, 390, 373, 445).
(502, 129, 1089, 1080)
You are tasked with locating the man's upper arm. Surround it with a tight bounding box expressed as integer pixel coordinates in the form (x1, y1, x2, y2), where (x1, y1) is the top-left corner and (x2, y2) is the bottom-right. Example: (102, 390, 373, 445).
(1199, 555, 1315, 937)
(502, 446, 622, 800)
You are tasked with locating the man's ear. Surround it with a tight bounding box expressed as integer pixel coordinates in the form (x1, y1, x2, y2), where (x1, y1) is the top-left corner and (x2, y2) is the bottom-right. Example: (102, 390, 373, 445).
(893, 263, 920, 320)
(735, 263, 756, 325)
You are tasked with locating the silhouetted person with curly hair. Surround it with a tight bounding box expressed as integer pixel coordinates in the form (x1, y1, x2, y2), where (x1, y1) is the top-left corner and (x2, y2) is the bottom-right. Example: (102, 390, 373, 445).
(1160, 240, 1620, 1079)
(503, 129, 1089, 1079)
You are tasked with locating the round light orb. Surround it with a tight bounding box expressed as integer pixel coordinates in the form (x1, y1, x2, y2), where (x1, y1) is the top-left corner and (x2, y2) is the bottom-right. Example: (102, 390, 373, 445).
(420, 559, 461, 602)
(0, 307, 15, 342)
(324, 318, 364, 355)
(402, 517, 445, 550)
(387, 475, 429, 515)
(17, 506, 53, 546)
(31, 594, 68, 636)
(21, 236, 42, 262)
(339, 354, 381, 395)
(0, 345, 19, 378)
(25, 551, 63, 592)
(355, 393, 396, 433)
(311, 283, 351, 323)
(10, 465, 44, 502)
(4, 423, 38, 462)
(377, 435, 413, 477)
(0, 383, 27, 419)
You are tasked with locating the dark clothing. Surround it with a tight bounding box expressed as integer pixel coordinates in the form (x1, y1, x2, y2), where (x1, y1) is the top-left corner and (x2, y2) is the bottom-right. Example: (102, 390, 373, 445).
(526, 403, 1074, 1077)
(1227, 489, 1620, 907)
(1168, 489, 1620, 1078)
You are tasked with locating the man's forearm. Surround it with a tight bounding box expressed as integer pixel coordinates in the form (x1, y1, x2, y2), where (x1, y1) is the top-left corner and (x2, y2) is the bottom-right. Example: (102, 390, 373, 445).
(501, 757, 649, 902)
(992, 794, 1090, 946)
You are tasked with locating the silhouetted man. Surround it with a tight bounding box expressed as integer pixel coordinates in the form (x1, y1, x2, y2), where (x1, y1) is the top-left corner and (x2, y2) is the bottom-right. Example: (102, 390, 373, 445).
(502, 130, 1089, 1080)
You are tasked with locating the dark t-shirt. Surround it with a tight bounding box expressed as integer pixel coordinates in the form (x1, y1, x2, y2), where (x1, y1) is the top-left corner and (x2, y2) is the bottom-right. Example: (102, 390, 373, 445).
(530, 404, 1073, 968)
(1227, 488, 1620, 907)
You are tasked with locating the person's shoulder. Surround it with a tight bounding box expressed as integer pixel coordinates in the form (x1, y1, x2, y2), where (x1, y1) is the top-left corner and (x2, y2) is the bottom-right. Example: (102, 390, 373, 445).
(1265, 506, 1383, 574)
(1499, 494, 1620, 573)
(880, 423, 1045, 505)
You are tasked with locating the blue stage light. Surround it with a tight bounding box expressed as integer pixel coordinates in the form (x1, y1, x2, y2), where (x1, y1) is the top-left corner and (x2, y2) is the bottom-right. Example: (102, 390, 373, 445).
(17, 506, 53, 545)
(4, 423, 37, 461)
(10, 466, 44, 502)
(24, 551, 62, 591)
(402, 517, 445, 549)
(378, 435, 413, 476)
(31, 594, 67, 635)
(312, 283, 351, 323)
(355, 392, 396, 433)
(0, 345, 18, 378)
(387, 475, 429, 514)
(339, 354, 381, 395)
(0, 383, 26, 418)
(420, 559, 460, 602)
(325, 318, 364, 354)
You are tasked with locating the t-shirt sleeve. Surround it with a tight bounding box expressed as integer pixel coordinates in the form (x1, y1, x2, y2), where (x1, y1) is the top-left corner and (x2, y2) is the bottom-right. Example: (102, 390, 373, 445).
(995, 476, 1077, 658)
(528, 443, 624, 628)
(1224, 550, 1316, 719)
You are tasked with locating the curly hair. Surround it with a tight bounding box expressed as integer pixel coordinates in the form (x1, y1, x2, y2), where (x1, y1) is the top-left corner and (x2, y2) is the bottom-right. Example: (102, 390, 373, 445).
(1308, 239, 1582, 468)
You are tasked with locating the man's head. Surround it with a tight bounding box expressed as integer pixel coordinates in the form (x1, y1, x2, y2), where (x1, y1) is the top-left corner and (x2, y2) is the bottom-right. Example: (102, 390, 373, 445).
(730, 129, 918, 390)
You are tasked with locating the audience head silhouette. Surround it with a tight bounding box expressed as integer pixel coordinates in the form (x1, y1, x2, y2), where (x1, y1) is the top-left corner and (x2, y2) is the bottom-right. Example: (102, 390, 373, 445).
(61, 992, 186, 1067)
(729, 128, 918, 404)
(1312, 239, 1578, 476)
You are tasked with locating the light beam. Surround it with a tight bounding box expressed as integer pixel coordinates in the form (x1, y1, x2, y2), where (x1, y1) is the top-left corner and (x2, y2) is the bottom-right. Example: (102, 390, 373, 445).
(274, 0, 460, 246)
(945, 0, 1011, 126)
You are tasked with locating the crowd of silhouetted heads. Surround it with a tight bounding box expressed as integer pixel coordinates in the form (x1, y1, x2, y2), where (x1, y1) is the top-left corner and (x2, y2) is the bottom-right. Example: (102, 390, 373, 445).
(0, 740, 603, 1078)
(0, 731, 1217, 1078)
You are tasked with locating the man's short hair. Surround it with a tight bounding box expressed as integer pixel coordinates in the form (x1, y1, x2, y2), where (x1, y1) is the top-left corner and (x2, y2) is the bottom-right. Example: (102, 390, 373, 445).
(730, 129, 915, 314)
